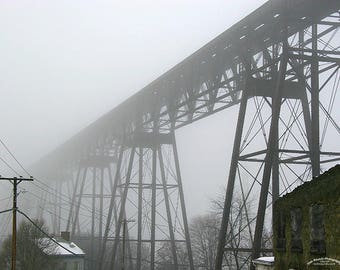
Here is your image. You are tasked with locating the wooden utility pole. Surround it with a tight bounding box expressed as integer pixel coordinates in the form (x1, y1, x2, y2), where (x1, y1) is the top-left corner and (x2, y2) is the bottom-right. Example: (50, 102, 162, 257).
(0, 176, 33, 270)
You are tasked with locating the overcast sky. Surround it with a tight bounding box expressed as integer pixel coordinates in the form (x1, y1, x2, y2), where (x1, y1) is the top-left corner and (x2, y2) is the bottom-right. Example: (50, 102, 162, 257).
(0, 0, 268, 219)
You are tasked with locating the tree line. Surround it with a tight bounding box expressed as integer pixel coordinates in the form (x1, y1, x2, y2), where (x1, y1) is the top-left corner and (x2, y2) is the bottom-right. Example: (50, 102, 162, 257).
(0, 191, 271, 270)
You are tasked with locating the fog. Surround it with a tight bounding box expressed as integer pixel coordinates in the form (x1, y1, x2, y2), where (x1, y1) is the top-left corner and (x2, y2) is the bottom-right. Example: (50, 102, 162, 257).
(0, 0, 269, 220)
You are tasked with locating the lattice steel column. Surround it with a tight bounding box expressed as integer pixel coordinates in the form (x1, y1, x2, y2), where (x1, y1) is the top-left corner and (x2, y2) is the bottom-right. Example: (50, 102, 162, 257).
(37, 170, 72, 236)
(107, 131, 194, 270)
(216, 10, 340, 269)
(65, 153, 117, 268)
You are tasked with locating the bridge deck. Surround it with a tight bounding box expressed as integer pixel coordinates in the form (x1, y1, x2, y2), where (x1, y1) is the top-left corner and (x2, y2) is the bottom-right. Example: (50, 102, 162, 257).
(34, 0, 340, 175)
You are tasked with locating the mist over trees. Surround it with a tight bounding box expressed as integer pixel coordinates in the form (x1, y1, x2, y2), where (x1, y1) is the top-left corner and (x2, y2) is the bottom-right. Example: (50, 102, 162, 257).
(189, 192, 255, 270)
(190, 213, 220, 270)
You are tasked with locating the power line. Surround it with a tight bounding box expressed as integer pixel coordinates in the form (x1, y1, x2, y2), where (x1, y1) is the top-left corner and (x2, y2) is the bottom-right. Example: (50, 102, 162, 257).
(0, 197, 12, 235)
(0, 138, 69, 207)
(0, 138, 30, 177)
(18, 210, 107, 265)
(0, 209, 12, 214)
(1, 157, 94, 217)
(0, 156, 20, 176)
(18, 210, 79, 256)
(0, 136, 114, 234)
(30, 180, 95, 217)
(1, 209, 112, 267)
(24, 190, 95, 221)
(0, 142, 95, 217)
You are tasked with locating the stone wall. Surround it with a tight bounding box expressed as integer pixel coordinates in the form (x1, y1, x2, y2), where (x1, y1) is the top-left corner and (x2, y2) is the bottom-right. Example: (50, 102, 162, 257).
(273, 165, 340, 270)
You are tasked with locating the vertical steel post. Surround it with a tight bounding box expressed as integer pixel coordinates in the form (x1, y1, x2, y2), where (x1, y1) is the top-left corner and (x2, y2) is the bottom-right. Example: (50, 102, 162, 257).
(272, 139, 279, 203)
(52, 181, 58, 235)
(99, 167, 104, 249)
(271, 40, 281, 205)
(66, 165, 81, 232)
(301, 92, 313, 149)
(110, 147, 135, 270)
(150, 144, 157, 270)
(122, 220, 126, 270)
(272, 69, 280, 205)
(11, 179, 17, 270)
(215, 88, 249, 270)
(136, 147, 143, 270)
(298, 30, 313, 152)
(91, 167, 97, 268)
(251, 53, 288, 265)
(158, 148, 179, 269)
(71, 167, 88, 236)
(57, 181, 62, 234)
(311, 23, 320, 177)
(98, 145, 125, 270)
(171, 132, 194, 270)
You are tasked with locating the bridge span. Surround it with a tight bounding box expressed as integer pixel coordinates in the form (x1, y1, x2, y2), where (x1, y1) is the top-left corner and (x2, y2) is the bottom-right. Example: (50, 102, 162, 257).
(32, 0, 340, 269)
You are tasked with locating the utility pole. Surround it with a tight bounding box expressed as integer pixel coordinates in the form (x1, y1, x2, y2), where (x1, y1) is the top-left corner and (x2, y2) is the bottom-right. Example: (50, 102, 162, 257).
(0, 176, 33, 270)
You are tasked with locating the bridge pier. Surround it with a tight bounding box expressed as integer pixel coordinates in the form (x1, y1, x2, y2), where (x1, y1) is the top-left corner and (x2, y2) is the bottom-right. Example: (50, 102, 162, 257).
(104, 131, 194, 270)
(215, 13, 340, 269)
(31, 2, 340, 270)
(65, 153, 117, 269)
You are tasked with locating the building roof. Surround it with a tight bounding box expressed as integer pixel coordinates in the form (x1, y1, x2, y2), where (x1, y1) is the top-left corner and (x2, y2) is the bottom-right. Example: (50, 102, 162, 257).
(252, 256, 275, 265)
(275, 164, 340, 204)
(38, 237, 85, 257)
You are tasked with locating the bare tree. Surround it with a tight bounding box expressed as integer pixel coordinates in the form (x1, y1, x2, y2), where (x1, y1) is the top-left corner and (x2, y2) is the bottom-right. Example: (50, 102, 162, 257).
(191, 192, 254, 270)
(0, 219, 57, 270)
(153, 191, 261, 270)
(216, 197, 253, 269)
(190, 214, 220, 270)
(156, 241, 188, 270)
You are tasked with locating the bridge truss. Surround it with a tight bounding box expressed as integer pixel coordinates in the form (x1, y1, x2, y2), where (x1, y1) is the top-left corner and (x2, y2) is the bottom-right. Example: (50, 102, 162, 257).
(33, 0, 340, 269)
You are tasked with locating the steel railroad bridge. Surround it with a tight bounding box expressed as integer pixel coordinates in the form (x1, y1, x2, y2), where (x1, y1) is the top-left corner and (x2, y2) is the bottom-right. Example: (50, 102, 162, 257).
(33, 0, 340, 269)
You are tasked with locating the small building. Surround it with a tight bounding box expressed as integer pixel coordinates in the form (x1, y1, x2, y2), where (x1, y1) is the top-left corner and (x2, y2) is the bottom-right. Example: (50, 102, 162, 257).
(39, 232, 85, 270)
(252, 256, 274, 270)
(273, 165, 340, 269)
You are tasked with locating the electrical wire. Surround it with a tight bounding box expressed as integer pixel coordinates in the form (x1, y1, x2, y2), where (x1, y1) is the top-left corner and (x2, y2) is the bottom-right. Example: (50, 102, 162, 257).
(0, 138, 31, 177)
(0, 156, 20, 176)
(0, 197, 13, 235)
(18, 210, 108, 264)
(0, 138, 64, 203)
(0, 209, 12, 214)
(18, 210, 79, 256)
(0, 139, 99, 229)
(0, 140, 96, 216)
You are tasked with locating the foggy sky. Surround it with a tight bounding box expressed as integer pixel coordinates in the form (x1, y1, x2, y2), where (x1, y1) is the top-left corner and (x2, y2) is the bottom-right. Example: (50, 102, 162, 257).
(0, 0, 267, 218)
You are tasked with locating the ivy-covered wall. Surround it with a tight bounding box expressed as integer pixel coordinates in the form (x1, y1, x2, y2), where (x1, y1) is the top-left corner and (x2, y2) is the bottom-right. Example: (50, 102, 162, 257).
(273, 165, 340, 270)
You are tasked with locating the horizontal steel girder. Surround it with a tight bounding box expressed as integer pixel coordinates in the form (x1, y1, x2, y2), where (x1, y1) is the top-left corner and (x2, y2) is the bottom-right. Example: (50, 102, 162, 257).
(32, 0, 340, 178)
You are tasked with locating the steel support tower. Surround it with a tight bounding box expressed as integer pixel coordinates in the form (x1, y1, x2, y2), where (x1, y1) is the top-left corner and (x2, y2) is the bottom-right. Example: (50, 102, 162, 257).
(66, 153, 117, 269)
(31, 1, 340, 270)
(98, 131, 194, 270)
(215, 6, 340, 270)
